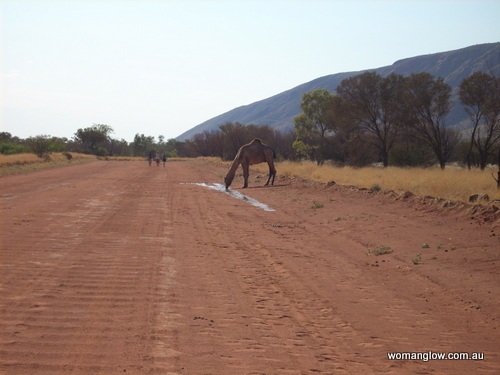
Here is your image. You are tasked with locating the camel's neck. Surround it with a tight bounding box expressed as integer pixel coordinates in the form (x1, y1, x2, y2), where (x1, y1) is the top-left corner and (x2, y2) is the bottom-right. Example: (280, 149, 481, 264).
(227, 155, 241, 174)
(224, 153, 241, 187)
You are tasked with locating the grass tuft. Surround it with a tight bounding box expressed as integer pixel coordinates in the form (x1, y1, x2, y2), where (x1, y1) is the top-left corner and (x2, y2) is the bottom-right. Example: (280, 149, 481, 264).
(411, 253, 422, 265)
(367, 245, 393, 256)
(311, 201, 324, 209)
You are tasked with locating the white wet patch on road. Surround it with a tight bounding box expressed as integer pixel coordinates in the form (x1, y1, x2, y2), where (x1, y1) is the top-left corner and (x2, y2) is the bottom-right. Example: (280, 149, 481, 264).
(187, 183, 275, 212)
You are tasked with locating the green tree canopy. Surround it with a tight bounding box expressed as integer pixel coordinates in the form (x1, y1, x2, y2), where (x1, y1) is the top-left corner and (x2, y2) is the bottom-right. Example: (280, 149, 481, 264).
(132, 133, 156, 157)
(73, 124, 114, 155)
(293, 89, 336, 164)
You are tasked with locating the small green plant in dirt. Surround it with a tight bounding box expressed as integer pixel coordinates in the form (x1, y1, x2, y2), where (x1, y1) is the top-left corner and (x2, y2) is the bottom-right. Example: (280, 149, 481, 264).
(367, 245, 393, 256)
(371, 183, 382, 192)
(411, 253, 422, 265)
(311, 201, 324, 209)
(421, 243, 430, 249)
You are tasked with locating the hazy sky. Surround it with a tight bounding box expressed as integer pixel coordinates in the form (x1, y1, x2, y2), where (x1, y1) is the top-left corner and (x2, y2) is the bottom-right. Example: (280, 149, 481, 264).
(2, 0, 499, 142)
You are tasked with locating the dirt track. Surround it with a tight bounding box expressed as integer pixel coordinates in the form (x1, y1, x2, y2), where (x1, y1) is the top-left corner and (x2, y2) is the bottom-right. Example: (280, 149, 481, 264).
(1, 159, 499, 374)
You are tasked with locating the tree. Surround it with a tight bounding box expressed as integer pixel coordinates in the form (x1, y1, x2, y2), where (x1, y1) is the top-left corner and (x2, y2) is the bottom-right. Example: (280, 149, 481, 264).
(132, 133, 156, 157)
(107, 138, 131, 156)
(293, 89, 336, 164)
(405, 73, 457, 169)
(22, 135, 67, 157)
(47, 137, 68, 153)
(336, 72, 405, 167)
(219, 122, 251, 159)
(26, 135, 52, 157)
(190, 132, 214, 157)
(0, 132, 13, 141)
(459, 71, 500, 170)
(184, 124, 289, 160)
(164, 138, 182, 157)
(74, 124, 114, 155)
(0, 132, 29, 154)
(270, 129, 297, 161)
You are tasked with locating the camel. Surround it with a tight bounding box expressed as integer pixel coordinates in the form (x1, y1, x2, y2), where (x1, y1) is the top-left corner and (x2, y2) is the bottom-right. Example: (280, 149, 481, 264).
(224, 138, 277, 190)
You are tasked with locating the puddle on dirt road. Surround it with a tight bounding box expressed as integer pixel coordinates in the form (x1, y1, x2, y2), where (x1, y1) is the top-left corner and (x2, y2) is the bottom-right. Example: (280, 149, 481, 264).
(186, 183, 275, 212)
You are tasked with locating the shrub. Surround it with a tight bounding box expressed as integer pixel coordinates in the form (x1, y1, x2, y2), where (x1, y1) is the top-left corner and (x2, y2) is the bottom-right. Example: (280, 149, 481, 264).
(368, 245, 393, 256)
(0, 142, 28, 155)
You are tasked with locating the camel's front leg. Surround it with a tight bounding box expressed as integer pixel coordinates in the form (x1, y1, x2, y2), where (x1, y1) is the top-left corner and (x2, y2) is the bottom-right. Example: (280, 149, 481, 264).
(242, 164, 249, 188)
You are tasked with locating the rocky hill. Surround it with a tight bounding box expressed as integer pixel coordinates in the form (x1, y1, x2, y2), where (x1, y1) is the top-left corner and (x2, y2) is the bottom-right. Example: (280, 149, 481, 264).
(176, 43, 499, 141)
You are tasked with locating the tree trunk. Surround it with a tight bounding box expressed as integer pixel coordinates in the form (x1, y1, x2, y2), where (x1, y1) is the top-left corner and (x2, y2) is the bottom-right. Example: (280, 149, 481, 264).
(439, 157, 446, 170)
(497, 148, 500, 190)
(479, 149, 488, 170)
(382, 149, 389, 168)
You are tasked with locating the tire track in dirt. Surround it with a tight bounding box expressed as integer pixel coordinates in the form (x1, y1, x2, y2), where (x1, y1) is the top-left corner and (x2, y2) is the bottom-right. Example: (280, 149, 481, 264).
(1, 161, 175, 374)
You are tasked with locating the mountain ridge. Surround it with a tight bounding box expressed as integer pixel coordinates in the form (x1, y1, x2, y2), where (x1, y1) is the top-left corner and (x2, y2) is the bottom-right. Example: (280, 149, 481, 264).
(176, 43, 499, 141)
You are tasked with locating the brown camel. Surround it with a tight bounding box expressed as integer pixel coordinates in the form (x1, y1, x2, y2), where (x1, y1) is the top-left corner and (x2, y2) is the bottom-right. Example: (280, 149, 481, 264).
(224, 138, 277, 190)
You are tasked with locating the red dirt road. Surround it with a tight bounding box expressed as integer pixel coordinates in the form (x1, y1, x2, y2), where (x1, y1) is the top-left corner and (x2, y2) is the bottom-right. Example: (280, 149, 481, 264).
(1, 159, 499, 374)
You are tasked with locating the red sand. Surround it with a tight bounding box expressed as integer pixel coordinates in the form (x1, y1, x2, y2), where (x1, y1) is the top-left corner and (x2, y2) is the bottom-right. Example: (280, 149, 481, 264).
(1, 159, 498, 374)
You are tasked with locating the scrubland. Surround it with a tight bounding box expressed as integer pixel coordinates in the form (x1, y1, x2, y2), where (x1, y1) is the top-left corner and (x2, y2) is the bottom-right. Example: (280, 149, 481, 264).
(253, 160, 500, 204)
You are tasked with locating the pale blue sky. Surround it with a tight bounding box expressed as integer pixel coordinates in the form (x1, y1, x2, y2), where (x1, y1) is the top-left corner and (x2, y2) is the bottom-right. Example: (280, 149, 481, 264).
(2, 0, 499, 142)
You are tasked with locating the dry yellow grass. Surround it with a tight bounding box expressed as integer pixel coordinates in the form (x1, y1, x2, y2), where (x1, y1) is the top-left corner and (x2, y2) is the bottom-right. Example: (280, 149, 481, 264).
(0, 153, 50, 166)
(0, 153, 190, 176)
(252, 160, 500, 204)
(0, 152, 97, 175)
(0, 152, 99, 166)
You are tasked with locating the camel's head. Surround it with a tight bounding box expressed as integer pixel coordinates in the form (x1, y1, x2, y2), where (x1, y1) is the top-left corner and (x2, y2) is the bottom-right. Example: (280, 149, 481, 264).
(224, 173, 233, 190)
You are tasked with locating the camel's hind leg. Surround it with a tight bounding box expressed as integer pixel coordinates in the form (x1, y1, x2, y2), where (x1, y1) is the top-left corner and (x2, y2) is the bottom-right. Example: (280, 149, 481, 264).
(265, 162, 276, 186)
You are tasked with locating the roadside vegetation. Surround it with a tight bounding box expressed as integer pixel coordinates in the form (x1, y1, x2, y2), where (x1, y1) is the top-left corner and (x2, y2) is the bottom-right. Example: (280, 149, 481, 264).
(251, 160, 499, 204)
(0, 152, 147, 176)
(0, 152, 95, 176)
